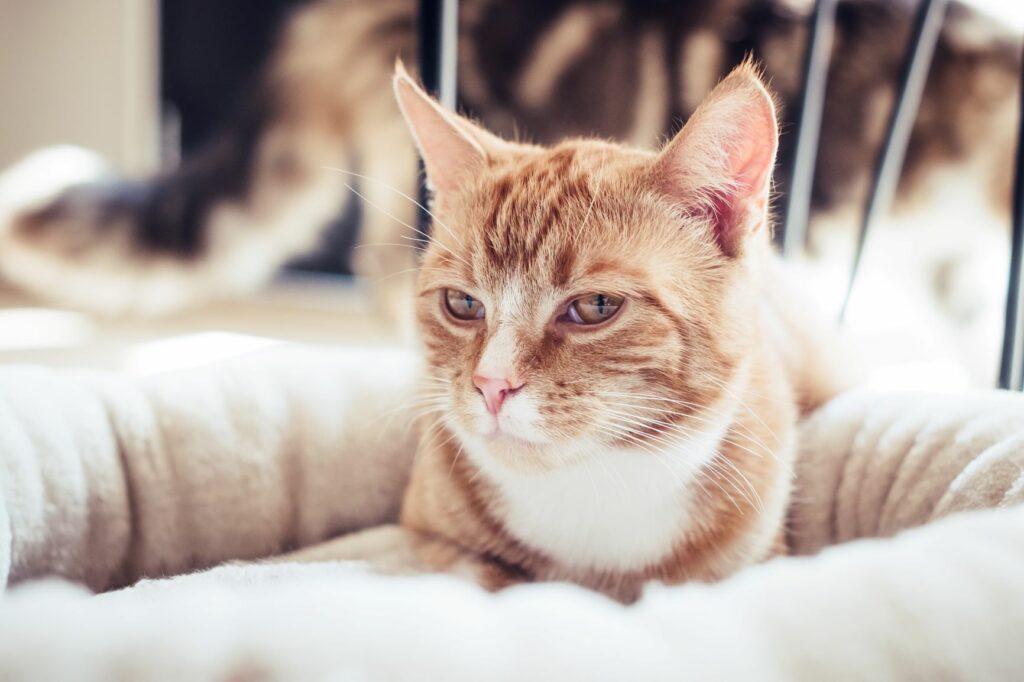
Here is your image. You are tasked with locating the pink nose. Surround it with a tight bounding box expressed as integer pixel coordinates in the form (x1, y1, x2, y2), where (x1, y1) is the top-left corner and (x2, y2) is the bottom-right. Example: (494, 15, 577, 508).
(472, 375, 525, 416)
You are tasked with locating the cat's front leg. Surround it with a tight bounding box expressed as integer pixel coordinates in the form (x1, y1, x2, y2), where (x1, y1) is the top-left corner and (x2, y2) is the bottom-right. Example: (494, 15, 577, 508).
(267, 524, 514, 587)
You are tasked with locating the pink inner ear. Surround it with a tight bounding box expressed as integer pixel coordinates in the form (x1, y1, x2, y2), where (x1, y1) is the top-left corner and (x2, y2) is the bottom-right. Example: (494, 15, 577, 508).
(709, 123, 774, 253)
(728, 123, 774, 197)
(393, 75, 487, 196)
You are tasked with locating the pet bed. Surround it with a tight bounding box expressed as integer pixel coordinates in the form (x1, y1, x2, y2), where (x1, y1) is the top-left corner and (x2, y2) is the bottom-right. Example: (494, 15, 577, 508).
(1, 346, 1022, 680)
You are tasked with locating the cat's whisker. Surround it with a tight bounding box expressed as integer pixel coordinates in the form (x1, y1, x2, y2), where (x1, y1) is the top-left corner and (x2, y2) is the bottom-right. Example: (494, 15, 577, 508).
(599, 417, 702, 456)
(354, 241, 430, 253)
(577, 446, 607, 506)
(694, 463, 744, 514)
(702, 458, 759, 512)
(602, 406, 772, 471)
(702, 374, 782, 452)
(600, 406, 694, 434)
(435, 429, 464, 478)
(588, 418, 692, 490)
(395, 233, 467, 264)
(344, 180, 473, 272)
(599, 399, 773, 456)
(597, 392, 774, 452)
(371, 264, 447, 286)
(408, 402, 449, 417)
(413, 387, 451, 393)
(702, 372, 773, 403)
(600, 409, 704, 447)
(322, 166, 462, 247)
(370, 392, 449, 429)
(590, 421, 658, 456)
(587, 424, 687, 490)
(397, 396, 450, 424)
(389, 403, 448, 443)
(343, 182, 424, 240)
(415, 416, 452, 464)
(586, 416, 657, 450)
(596, 390, 705, 410)
(718, 456, 764, 513)
(576, 155, 607, 239)
(466, 464, 486, 486)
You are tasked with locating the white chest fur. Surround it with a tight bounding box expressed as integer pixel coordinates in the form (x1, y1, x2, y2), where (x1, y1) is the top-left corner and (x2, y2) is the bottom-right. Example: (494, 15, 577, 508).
(464, 415, 733, 573)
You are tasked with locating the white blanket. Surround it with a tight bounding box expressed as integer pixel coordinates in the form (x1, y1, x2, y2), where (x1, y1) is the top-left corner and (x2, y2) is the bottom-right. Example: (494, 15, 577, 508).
(1, 348, 1023, 680)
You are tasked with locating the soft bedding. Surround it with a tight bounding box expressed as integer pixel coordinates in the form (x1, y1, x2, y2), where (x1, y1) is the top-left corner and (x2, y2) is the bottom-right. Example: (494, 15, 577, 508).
(1, 347, 1022, 680)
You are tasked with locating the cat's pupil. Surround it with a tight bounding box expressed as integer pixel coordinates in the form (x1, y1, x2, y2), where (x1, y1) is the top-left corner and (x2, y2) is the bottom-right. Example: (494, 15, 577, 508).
(595, 294, 606, 315)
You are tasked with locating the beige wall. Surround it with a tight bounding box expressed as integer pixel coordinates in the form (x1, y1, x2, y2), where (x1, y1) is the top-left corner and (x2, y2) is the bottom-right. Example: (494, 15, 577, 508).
(0, 0, 159, 174)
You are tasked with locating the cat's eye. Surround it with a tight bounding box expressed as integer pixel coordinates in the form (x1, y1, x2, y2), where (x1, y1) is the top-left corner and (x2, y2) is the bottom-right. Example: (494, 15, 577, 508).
(443, 288, 485, 321)
(567, 293, 624, 325)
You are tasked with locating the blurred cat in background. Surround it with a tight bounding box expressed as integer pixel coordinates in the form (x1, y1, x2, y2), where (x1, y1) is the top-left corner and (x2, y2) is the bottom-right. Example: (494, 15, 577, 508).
(0, 0, 1019, 382)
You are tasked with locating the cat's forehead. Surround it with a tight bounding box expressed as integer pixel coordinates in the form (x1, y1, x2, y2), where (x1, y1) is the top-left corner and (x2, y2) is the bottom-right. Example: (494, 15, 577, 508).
(421, 141, 681, 298)
(461, 144, 650, 280)
(487, 141, 643, 192)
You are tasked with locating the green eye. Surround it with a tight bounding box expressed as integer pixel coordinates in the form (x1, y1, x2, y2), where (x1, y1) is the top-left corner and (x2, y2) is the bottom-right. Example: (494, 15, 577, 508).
(444, 289, 485, 321)
(567, 293, 624, 325)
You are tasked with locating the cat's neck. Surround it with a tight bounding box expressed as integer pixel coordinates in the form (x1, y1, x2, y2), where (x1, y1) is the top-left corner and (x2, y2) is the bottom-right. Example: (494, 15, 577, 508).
(460, 405, 736, 573)
(402, 354, 795, 597)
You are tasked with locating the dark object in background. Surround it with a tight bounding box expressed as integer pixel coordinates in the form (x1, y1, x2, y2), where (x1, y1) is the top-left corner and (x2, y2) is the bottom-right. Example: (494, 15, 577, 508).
(160, 0, 359, 275)
(161, 0, 300, 155)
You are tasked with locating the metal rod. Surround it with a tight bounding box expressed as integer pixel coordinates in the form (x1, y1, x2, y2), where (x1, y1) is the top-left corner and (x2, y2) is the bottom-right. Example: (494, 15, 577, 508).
(417, 0, 459, 107)
(998, 65, 1024, 390)
(838, 0, 948, 321)
(416, 0, 459, 240)
(779, 0, 838, 258)
(438, 0, 459, 110)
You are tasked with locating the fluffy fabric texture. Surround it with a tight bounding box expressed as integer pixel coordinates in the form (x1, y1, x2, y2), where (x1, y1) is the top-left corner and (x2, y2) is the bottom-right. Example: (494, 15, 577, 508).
(0, 347, 419, 590)
(0, 349, 1023, 679)
(3, 505, 1023, 681)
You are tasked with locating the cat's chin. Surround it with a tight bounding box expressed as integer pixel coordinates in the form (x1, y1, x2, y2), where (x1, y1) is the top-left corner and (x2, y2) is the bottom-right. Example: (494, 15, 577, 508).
(483, 431, 540, 447)
(457, 429, 561, 474)
(458, 429, 601, 475)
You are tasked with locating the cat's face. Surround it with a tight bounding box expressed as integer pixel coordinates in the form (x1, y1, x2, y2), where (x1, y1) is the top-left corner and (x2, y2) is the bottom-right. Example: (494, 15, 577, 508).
(396, 62, 778, 472)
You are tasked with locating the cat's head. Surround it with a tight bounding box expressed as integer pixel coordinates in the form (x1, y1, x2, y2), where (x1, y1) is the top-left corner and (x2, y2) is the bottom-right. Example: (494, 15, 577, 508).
(394, 61, 778, 472)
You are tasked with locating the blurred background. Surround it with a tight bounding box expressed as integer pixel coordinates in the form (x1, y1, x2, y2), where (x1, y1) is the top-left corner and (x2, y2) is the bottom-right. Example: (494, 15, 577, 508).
(0, 0, 1022, 387)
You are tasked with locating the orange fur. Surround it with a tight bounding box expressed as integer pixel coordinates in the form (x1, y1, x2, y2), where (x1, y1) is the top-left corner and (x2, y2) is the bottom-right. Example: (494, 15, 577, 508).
(394, 64, 846, 602)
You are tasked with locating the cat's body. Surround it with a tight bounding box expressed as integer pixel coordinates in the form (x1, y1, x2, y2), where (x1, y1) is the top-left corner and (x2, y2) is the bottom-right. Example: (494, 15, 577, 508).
(282, 63, 848, 603)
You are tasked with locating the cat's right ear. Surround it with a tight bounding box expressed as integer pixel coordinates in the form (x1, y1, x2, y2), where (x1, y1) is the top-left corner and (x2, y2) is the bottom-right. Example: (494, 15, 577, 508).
(393, 62, 490, 196)
(651, 61, 778, 257)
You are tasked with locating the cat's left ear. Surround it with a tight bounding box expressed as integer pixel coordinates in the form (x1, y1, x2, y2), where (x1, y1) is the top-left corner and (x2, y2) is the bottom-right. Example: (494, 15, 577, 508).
(652, 62, 778, 257)
(393, 61, 510, 196)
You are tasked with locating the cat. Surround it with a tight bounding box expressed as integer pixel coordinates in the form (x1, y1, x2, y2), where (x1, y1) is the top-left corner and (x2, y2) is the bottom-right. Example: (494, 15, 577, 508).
(278, 61, 850, 604)
(0, 0, 1018, 324)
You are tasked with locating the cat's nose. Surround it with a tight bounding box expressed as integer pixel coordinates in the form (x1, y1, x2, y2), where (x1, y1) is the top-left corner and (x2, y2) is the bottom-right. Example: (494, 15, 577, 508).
(472, 374, 525, 416)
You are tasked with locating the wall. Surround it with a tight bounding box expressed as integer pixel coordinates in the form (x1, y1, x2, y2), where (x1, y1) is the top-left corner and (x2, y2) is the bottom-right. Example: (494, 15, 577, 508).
(0, 0, 159, 174)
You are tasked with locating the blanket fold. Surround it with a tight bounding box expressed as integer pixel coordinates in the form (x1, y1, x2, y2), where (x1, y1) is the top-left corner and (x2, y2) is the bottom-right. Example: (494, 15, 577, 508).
(0, 347, 419, 589)
(790, 389, 1024, 554)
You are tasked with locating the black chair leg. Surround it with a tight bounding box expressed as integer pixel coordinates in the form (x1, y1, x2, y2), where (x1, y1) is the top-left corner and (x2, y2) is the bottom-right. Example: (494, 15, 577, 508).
(415, 0, 459, 240)
(999, 66, 1024, 390)
(839, 0, 949, 321)
(779, 0, 838, 259)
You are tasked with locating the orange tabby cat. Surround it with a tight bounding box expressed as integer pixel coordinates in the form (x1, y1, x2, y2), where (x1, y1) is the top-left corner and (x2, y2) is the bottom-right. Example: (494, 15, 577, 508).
(288, 61, 848, 603)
